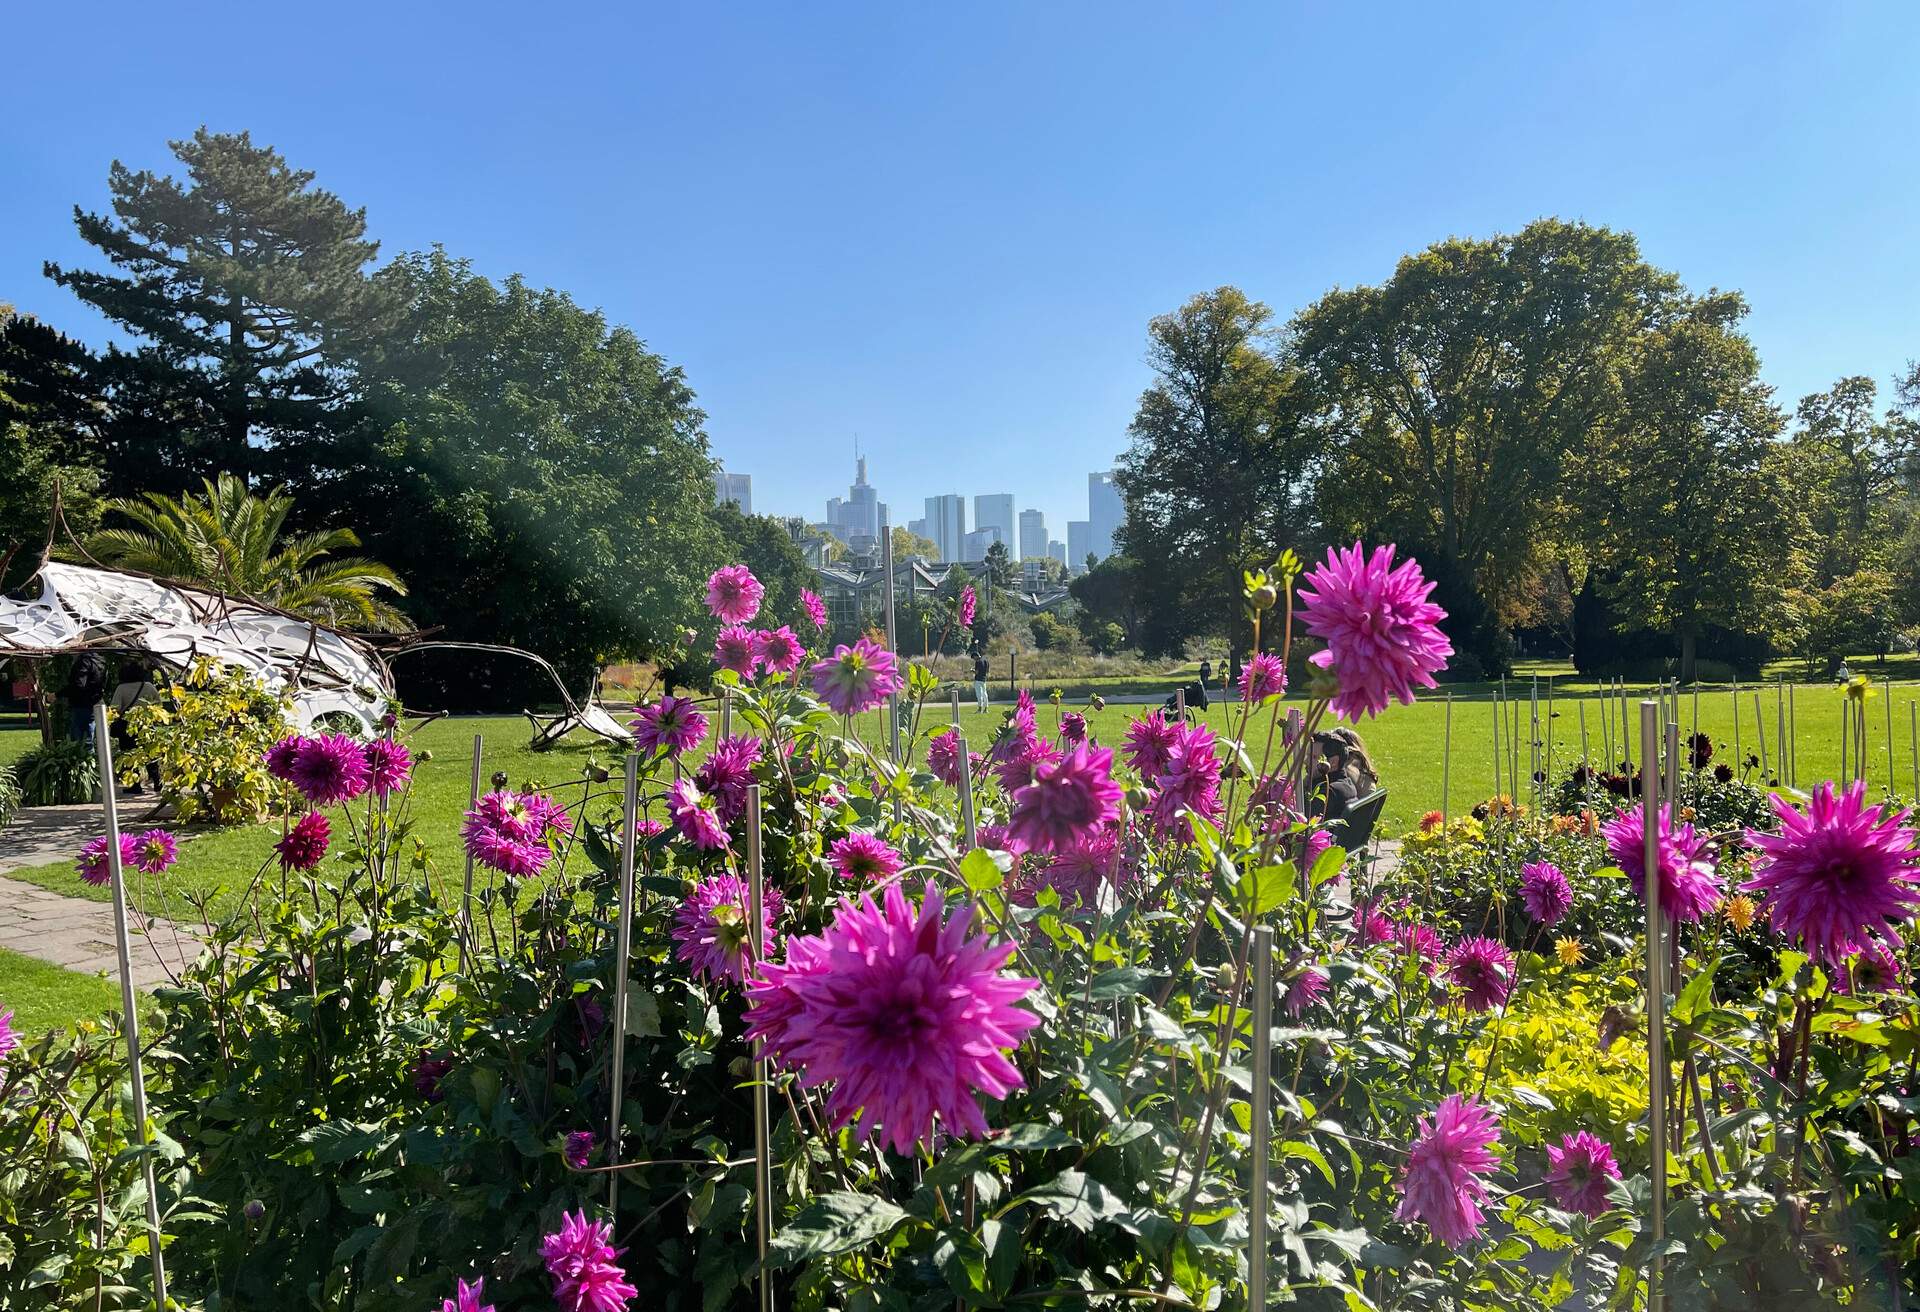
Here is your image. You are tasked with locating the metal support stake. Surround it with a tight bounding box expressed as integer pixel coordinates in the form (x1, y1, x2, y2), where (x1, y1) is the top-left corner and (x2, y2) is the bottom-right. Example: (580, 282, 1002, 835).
(1641, 701, 1667, 1312)
(1732, 678, 1741, 770)
(93, 706, 169, 1309)
(1440, 692, 1453, 828)
(1754, 691, 1769, 783)
(1788, 683, 1797, 787)
(1886, 679, 1895, 789)
(955, 732, 978, 848)
(1247, 924, 1275, 1311)
(746, 785, 774, 1312)
(458, 732, 482, 972)
(607, 753, 640, 1214)
(1910, 700, 1918, 803)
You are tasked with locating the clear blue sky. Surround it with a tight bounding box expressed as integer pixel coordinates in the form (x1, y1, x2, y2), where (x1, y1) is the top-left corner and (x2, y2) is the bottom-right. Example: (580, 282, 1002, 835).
(3, 3, 1917, 540)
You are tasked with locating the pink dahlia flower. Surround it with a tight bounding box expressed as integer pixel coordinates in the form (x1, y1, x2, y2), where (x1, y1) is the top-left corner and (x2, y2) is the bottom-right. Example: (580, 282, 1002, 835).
(364, 738, 413, 797)
(1121, 711, 1180, 780)
(741, 883, 1041, 1154)
(1283, 967, 1329, 1016)
(1239, 652, 1287, 704)
(1544, 1130, 1620, 1218)
(705, 565, 764, 625)
(1445, 936, 1516, 1012)
(742, 934, 829, 1066)
(439, 1278, 494, 1312)
(1059, 711, 1088, 744)
(1395, 921, 1444, 977)
(264, 734, 303, 782)
(1298, 541, 1452, 721)
(410, 1053, 452, 1101)
(275, 812, 330, 872)
(1838, 939, 1902, 995)
(1353, 900, 1395, 947)
(801, 588, 828, 630)
(669, 778, 730, 851)
(0, 1007, 18, 1062)
(564, 1130, 596, 1170)
(632, 694, 708, 757)
(289, 733, 371, 806)
(695, 734, 762, 825)
(1743, 780, 1920, 966)
(810, 637, 903, 717)
(125, 828, 179, 875)
(674, 873, 781, 984)
(755, 625, 806, 676)
(993, 691, 1040, 764)
(713, 624, 760, 678)
(463, 791, 562, 876)
(1396, 1094, 1501, 1248)
(1008, 742, 1123, 854)
(1149, 721, 1223, 840)
(927, 727, 966, 786)
(1519, 860, 1572, 926)
(993, 735, 1062, 793)
(1009, 828, 1122, 908)
(830, 832, 903, 882)
(541, 1209, 638, 1312)
(959, 585, 977, 629)
(1603, 805, 1723, 923)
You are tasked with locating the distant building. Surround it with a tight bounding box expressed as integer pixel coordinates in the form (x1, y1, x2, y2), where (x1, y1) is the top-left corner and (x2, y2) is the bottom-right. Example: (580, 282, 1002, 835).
(1088, 471, 1123, 562)
(1018, 508, 1047, 560)
(962, 526, 1003, 563)
(974, 494, 1015, 554)
(1067, 520, 1091, 571)
(713, 468, 752, 515)
(907, 516, 930, 545)
(923, 494, 967, 562)
(826, 457, 884, 553)
(1047, 540, 1066, 567)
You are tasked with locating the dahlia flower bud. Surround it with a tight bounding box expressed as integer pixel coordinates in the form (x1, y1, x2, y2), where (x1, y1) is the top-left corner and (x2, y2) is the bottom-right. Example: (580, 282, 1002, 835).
(244, 1199, 265, 1221)
(490, 770, 510, 790)
(1250, 582, 1278, 611)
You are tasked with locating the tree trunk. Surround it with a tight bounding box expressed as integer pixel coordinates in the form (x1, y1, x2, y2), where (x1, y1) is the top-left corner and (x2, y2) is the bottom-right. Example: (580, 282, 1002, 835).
(1679, 629, 1697, 685)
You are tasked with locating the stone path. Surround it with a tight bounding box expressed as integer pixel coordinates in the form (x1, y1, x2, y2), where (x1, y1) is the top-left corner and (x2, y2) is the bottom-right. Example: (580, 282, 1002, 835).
(1, 798, 205, 989)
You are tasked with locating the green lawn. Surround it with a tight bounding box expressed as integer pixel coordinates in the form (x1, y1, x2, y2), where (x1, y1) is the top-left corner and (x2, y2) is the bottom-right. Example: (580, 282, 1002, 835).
(0, 948, 122, 1041)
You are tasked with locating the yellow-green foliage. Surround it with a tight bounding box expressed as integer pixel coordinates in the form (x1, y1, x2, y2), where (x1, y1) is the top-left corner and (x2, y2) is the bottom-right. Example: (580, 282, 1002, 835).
(1471, 961, 1648, 1162)
(119, 657, 295, 824)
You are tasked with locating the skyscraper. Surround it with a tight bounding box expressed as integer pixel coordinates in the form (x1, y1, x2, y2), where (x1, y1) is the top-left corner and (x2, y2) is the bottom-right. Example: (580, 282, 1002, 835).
(712, 467, 752, 515)
(1018, 508, 1047, 560)
(1047, 540, 1066, 567)
(962, 526, 1003, 563)
(974, 494, 1015, 554)
(923, 494, 967, 562)
(827, 456, 883, 550)
(1088, 471, 1123, 562)
(1067, 520, 1091, 571)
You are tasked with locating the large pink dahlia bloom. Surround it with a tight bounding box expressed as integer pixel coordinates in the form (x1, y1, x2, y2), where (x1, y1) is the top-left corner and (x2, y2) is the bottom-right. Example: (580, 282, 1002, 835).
(741, 883, 1040, 1154)
(1396, 1094, 1501, 1248)
(1602, 804, 1723, 923)
(810, 636, 903, 717)
(705, 564, 764, 624)
(674, 873, 782, 984)
(1743, 780, 1920, 966)
(289, 733, 371, 806)
(1518, 860, 1572, 926)
(1007, 742, 1123, 854)
(1297, 542, 1451, 720)
(541, 1209, 638, 1312)
(632, 694, 708, 757)
(1444, 936, 1515, 1012)
(1544, 1130, 1620, 1219)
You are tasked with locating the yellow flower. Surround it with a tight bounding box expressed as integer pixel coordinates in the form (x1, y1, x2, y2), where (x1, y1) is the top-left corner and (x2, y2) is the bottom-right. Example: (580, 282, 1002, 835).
(1555, 937, 1584, 967)
(1845, 674, 1875, 703)
(1725, 893, 1757, 932)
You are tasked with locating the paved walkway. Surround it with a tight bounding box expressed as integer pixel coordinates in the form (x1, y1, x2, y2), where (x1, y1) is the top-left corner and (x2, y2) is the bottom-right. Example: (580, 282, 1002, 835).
(1, 798, 205, 989)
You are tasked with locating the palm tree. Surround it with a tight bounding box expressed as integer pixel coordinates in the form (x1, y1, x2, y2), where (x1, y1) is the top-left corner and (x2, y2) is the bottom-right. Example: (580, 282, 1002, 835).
(79, 474, 409, 632)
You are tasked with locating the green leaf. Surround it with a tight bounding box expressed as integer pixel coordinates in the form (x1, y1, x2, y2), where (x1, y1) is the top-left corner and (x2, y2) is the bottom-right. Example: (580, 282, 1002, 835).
(1670, 958, 1719, 1026)
(959, 847, 1007, 892)
(1248, 863, 1297, 915)
(994, 1123, 1078, 1151)
(1088, 966, 1158, 1000)
(299, 1121, 389, 1165)
(769, 1192, 908, 1264)
(1309, 846, 1347, 890)
(1019, 1169, 1127, 1232)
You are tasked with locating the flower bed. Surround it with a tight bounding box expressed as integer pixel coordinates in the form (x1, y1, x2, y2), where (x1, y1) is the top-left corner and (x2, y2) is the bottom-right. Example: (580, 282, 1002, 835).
(2, 544, 1917, 1310)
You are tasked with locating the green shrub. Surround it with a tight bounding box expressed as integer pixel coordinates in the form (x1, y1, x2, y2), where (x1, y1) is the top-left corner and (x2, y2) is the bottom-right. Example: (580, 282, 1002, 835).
(0, 762, 19, 828)
(15, 738, 99, 806)
(119, 658, 294, 824)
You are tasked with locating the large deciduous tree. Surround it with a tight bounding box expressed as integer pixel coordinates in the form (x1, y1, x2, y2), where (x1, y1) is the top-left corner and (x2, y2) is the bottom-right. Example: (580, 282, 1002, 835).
(1114, 287, 1310, 660)
(0, 310, 104, 588)
(1291, 220, 1689, 621)
(46, 129, 389, 492)
(299, 249, 724, 698)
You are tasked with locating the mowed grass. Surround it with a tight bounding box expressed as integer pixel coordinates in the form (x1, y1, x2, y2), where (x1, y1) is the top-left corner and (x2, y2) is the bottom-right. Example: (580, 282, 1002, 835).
(0, 947, 123, 1039)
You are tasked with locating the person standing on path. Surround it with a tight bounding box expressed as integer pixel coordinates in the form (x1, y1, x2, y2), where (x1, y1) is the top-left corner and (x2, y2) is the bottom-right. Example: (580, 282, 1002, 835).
(62, 651, 107, 742)
(971, 647, 990, 711)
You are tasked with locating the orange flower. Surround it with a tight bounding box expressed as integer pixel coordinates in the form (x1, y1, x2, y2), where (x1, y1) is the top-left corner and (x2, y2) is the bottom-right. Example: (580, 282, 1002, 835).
(1419, 809, 1446, 833)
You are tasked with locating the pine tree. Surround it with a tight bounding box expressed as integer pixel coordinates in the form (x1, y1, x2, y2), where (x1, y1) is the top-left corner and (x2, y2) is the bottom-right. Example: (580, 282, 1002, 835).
(46, 128, 389, 490)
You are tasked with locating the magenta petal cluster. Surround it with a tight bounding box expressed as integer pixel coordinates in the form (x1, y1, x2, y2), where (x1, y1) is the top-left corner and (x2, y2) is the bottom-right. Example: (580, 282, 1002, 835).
(462, 790, 569, 876)
(669, 778, 731, 850)
(1297, 541, 1452, 720)
(541, 1209, 639, 1312)
(1121, 711, 1179, 780)
(1519, 861, 1572, 926)
(0, 1006, 18, 1062)
(1838, 939, 1902, 995)
(1283, 967, 1329, 1017)
(265, 735, 302, 781)
(1603, 804, 1723, 923)
(959, 585, 977, 629)
(1149, 721, 1223, 840)
(364, 738, 413, 797)
(927, 727, 965, 786)
(705, 564, 764, 625)
(1238, 652, 1287, 703)
(1008, 743, 1123, 854)
(801, 588, 828, 630)
(564, 1130, 596, 1170)
(1396, 921, 1444, 977)
(1544, 1130, 1621, 1218)
(275, 812, 331, 872)
(1396, 1094, 1501, 1248)
(695, 735, 762, 825)
(810, 636, 903, 716)
(742, 883, 1041, 1155)
(438, 1278, 494, 1312)
(1742, 780, 1920, 966)
(632, 694, 708, 757)
(831, 832, 903, 882)
(674, 874, 781, 984)
(1059, 711, 1088, 744)
(1445, 936, 1515, 1012)
(288, 733, 372, 806)
(77, 833, 137, 886)
(755, 625, 806, 676)
(714, 624, 760, 678)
